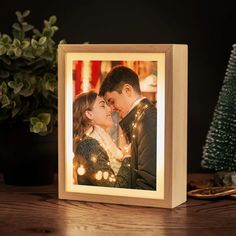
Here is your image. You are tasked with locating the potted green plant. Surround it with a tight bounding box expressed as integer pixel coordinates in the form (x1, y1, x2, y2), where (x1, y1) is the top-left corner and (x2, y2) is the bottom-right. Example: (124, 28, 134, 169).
(0, 10, 64, 185)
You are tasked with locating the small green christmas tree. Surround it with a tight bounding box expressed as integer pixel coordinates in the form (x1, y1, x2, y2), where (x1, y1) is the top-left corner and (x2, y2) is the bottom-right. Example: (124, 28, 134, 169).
(202, 44, 236, 171)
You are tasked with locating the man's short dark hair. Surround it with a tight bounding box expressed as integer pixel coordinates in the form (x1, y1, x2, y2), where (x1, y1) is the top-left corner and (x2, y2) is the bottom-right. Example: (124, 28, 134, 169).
(99, 65, 141, 96)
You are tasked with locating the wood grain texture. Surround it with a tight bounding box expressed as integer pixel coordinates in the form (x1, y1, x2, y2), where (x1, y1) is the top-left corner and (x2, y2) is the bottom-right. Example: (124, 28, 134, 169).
(0, 174, 236, 236)
(171, 44, 188, 207)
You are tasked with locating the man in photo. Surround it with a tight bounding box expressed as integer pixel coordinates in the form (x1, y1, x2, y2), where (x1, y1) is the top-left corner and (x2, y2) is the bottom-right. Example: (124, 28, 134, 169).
(99, 66, 157, 190)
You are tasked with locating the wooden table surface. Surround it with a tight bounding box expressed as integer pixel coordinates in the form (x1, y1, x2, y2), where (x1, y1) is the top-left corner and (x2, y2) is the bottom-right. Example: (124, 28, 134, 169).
(0, 174, 236, 236)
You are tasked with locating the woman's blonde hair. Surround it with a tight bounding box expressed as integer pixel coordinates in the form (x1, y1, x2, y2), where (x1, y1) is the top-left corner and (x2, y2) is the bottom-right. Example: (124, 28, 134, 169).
(73, 91, 97, 142)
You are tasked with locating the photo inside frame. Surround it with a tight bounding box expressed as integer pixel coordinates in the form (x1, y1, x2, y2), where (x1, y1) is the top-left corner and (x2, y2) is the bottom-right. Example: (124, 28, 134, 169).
(65, 53, 165, 200)
(72, 60, 158, 149)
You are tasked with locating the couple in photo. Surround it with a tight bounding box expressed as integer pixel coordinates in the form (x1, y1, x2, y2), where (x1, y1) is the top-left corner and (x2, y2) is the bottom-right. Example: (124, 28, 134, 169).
(73, 66, 157, 190)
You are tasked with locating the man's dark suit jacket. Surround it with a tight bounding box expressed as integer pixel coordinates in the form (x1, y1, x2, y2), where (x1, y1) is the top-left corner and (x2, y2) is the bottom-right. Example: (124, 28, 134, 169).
(119, 98, 157, 190)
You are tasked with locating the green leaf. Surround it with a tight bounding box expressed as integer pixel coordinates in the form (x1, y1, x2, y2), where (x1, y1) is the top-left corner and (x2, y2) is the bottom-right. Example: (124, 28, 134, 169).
(11, 106, 21, 117)
(14, 47, 22, 57)
(21, 40, 30, 49)
(49, 16, 57, 25)
(0, 82, 8, 94)
(6, 48, 14, 56)
(12, 23, 22, 31)
(51, 26, 59, 32)
(1, 95, 10, 108)
(2, 34, 12, 43)
(59, 39, 66, 44)
(31, 38, 38, 49)
(32, 121, 44, 133)
(22, 24, 34, 32)
(38, 36, 47, 45)
(11, 100, 16, 108)
(16, 11, 23, 22)
(30, 117, 40, 125)
(33, 29, 41, 36)
(15, 11, 22, 17)
(43, 29, 52, 38)
(42, 73, 52, 88)
(32, 123, 48, 134)
(23, 48, 35, 59)
(45, 80, 55, 92)
(22, 10, 30, 17)
(44, 73, 54, 80)
(38, 113, 51, 125)
(20, 87, 34, 97)
(13, 38, 21, 47)
(44, 20, 49, 26)
(30, 113, 50, 135)
(0, 46, 7, 55)
(8, 81, 24, 94)
(41, 123, 47, 132)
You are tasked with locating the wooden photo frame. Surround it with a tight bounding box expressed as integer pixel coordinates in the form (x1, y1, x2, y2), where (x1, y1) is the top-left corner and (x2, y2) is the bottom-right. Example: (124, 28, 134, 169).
(58, 44, 188, 208)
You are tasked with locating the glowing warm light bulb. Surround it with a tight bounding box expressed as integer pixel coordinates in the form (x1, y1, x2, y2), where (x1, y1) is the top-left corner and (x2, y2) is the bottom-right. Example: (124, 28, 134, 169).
(77, 165, 86, 176)
(95, 171, 103, 180)
(103, 171, 109, 180)
(91, 155, 97, 163)
(124, 145, 129, 153)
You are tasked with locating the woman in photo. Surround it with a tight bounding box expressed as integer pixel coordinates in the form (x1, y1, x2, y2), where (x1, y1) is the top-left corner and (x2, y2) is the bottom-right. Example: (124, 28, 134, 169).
(73, 91, 131, 188)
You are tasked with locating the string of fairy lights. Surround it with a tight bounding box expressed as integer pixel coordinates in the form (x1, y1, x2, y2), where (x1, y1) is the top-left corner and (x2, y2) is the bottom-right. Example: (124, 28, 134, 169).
(75, 103, 149, 184)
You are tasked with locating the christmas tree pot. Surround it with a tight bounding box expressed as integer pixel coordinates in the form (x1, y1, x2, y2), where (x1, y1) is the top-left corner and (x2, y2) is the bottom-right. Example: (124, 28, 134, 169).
(214, 171, 236, 187)
(2, 123, 57, 186)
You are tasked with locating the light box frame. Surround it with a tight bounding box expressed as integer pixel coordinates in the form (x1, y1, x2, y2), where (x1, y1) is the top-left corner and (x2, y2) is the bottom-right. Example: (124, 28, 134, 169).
(58, 44, 188, 208)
